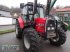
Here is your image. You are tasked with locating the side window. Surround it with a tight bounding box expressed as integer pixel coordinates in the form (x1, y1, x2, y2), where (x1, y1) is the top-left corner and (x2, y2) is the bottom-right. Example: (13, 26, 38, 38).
(28, 6, 33, 14)
(39, 8, 44, 18)
(22, 6, 27, 22)
(22, 6, 27, 15)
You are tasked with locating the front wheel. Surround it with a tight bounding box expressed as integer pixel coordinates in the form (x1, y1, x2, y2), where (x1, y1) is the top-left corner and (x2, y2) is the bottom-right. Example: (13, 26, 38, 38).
(49, 28, 66, 47)
(22, 28, 40, 52)
(15, 20, 22, 39)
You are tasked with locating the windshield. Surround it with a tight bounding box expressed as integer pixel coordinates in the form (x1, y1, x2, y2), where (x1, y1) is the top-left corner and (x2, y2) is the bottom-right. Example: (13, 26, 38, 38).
(34, 7, 44, 18)
(38, 7, 44, 18)
(22, 5, 44, 20)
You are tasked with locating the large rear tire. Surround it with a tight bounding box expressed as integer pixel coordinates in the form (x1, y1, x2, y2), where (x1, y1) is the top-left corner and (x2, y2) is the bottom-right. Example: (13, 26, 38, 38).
(15, 20, 22, 39)
(22, 28, 40, 52)
(49, 28, 66, 47)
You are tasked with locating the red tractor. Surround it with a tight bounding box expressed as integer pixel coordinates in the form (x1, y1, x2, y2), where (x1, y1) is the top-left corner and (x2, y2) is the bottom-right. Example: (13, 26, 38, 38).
(15, 0, 66, 52)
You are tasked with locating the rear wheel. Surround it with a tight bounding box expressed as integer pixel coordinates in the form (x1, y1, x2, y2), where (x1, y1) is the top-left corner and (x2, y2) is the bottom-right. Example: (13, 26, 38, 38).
(22, 28, 40, 52)
(49, 28, 66, 47)
(15, 20, 22, 39)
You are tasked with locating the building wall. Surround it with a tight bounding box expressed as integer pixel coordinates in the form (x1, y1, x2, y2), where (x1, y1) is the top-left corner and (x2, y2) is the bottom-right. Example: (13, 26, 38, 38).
(0, 10, 13, 25)
(0, 10, 11, 17)
(56, 11, 70, 22)
(0, 17, 12, 25)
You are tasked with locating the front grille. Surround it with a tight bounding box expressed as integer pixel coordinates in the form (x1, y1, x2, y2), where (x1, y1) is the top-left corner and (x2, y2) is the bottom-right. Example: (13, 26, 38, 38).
(46, 19, 56, 38)
(47, 20, 55, 27)
(46, 20, 56, 31)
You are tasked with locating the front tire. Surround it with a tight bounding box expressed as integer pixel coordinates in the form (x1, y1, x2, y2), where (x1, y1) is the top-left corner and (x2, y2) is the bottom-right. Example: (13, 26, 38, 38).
(22, 28, 40, 52)
(49, 28, 66, 47)
(15, 20, 22, 39)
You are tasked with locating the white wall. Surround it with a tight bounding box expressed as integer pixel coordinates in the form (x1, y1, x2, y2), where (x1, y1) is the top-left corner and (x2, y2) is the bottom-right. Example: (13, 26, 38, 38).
(0, 10, 11, 17)
(0, 17, 12, 25)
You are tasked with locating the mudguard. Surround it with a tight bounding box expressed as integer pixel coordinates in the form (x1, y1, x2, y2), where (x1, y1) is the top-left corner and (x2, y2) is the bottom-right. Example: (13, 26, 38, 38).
(17, 16, 24, 29)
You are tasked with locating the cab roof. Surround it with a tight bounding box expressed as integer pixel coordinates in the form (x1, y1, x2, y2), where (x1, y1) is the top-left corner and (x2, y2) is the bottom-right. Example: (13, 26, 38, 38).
(23, 2, 44, 8)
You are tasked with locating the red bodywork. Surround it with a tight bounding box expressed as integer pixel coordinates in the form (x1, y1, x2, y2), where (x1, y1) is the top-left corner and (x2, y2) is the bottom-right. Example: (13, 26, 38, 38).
(17, 16, 24, 29)
(35, 18, 46, 33)
(17, 16, 47, 34)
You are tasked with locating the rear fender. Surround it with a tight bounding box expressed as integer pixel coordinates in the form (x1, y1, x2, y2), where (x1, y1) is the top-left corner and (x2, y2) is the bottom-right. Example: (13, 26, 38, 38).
(17, 16, 24, 29)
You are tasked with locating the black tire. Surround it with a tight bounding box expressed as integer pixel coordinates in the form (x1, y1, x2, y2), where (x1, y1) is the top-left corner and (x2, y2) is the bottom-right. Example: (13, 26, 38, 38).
(22, 28, 40, 52)
(15, 20, 22, 39)
(49, 28, 66, 47)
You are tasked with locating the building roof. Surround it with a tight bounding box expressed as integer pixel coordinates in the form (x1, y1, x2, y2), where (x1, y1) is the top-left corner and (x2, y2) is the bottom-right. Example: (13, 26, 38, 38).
(0, 9, 10, 12)
(50, 9, 56, 15)
(0, 10, 11, 17)
(56, 8, 70, 12)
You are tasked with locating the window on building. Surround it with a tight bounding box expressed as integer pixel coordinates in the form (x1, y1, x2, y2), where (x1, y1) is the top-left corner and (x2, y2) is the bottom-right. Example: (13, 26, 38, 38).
(64, 17, 68, 21)
(68, 13, 70, 16)
(64, 13, 68, 17)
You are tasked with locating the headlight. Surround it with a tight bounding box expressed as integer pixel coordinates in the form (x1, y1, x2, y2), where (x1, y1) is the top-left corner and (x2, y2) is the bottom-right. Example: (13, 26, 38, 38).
(51, 27, 55, 30)
(47, 27, 51, 30)
(47, 27, 55, 30)
(58, 24, 61, 27)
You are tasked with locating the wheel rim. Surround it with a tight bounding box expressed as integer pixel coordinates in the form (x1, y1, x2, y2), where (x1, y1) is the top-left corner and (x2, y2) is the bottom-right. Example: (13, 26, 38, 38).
(51, 38, 59, 42)
(51, 34, 59, 42)
(24, 35, 30, 49)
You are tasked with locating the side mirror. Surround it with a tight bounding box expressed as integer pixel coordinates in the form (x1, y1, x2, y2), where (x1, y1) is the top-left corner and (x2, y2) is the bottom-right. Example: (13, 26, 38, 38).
(20, 3, 24, 9)
(33, 0, 37, 14)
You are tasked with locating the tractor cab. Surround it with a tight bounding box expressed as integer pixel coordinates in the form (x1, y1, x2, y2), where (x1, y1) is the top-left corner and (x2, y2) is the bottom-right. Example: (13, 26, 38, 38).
(19, 0, 58, 33)
(20, 2, 44, 23)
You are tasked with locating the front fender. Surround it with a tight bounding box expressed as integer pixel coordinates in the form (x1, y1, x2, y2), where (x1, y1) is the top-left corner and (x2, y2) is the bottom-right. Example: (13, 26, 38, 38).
(17, 16, 24, 29)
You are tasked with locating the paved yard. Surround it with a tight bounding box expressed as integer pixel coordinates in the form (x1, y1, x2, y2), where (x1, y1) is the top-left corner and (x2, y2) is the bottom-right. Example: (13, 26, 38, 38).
(0, 31, 70, 52)
(0, 25, 15, 30)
